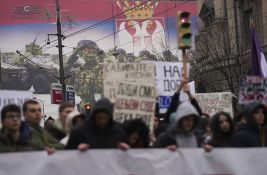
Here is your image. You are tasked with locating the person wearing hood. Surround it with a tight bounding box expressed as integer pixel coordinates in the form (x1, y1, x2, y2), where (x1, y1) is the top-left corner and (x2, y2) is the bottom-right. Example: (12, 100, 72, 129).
(203, 112, 234, 152)
(154, 101, 200, 149)
(233, 102, 267, 147)
(66, 98, 128, 150)
(123, 119, 150, 148)
(60, 111, 86, 145)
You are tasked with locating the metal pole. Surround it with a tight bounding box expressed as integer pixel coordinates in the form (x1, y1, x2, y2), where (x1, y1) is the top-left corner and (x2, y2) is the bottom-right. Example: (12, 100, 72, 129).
(182, 49, 188, 81)
(55, 0, 66, 102)
(0, 50, 2, 89)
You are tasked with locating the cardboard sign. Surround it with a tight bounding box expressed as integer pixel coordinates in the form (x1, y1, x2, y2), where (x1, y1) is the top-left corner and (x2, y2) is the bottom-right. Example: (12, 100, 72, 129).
(103, 63, 156, 130)
(239, 76, 267, 104)
(195, 92, 233, 117)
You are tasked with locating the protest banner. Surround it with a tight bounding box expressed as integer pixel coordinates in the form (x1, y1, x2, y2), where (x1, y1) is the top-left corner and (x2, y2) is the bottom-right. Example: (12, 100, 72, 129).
(0, 149, 267, 175)
(0, 90, 33, 112)
(103, 63, 156, 129)
(150, 61, 194, 113)
(239, 76, 267, 104)
(195, 92, 233, 117)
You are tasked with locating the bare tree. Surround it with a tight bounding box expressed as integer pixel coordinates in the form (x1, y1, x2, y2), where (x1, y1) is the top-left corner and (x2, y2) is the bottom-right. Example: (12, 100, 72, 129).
(191, 19, 250, 94)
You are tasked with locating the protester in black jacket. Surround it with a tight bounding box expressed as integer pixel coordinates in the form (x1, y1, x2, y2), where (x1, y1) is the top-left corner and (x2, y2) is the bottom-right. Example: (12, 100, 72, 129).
(66, 98, 128, 150)
(123, 119, 150, 148)
(233, 102, 267, 147)
(206, 112, 235, 147)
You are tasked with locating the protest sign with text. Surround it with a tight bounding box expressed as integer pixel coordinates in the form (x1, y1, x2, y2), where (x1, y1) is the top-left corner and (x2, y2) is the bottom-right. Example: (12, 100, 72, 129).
(0, 90, 33, 112)
(239, 76, 267, 104)
(103, 63, 156, 129)
(195, 92, 233, 117)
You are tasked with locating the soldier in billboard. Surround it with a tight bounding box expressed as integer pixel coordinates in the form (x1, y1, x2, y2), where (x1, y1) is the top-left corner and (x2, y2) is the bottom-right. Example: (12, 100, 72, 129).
(66, 40, 105, 106)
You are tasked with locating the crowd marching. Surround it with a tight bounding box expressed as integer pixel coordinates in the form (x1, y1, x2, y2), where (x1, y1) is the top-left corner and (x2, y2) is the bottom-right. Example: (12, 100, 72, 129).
(0, 80, 266, 154)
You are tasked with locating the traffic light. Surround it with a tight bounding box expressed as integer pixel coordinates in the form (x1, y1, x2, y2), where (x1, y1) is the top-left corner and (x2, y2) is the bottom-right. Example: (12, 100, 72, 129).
(176, 11, 192, 49)
(84, 104, 91, 117)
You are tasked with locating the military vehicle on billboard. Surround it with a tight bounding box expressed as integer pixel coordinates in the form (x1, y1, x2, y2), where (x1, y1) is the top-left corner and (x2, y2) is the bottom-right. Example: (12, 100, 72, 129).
(1, 55, 59, 94)
(22, 55, 59, 94)
(1, 61, 31, 90)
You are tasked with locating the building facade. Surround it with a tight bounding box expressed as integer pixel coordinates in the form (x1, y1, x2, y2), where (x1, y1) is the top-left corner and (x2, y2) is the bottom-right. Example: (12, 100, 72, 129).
(194, 0, 267, 94)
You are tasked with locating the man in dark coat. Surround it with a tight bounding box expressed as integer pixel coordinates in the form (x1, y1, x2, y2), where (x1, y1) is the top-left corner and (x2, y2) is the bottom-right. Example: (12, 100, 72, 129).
(66, 98, 127, 149)
(233, 102, 267, 147)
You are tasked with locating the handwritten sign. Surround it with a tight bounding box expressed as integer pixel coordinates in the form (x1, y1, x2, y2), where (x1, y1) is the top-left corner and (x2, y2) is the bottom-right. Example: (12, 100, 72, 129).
(103, 63, 156, 130)
(195, 92, 233, 117)
(239, 76, 267, 104)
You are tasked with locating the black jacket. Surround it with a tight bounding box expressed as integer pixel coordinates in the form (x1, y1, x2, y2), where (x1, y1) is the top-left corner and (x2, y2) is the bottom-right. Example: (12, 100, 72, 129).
(66, 98, 127, 149)
(233, 102, 267, 147)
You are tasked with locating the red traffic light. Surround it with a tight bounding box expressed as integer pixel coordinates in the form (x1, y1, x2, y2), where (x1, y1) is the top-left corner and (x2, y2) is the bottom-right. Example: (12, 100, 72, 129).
(85, 104, 91, 110)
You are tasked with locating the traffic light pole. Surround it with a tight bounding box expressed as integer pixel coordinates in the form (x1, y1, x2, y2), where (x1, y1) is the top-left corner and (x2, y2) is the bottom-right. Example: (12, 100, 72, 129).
(55, 0, 66, 102)
(182, 49, 188, 81)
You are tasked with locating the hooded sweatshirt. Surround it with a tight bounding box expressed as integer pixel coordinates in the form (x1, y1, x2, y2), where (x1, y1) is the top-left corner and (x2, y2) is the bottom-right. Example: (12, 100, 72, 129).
(154, 102, 200, 148)
(60, 111, 81, 145)
(233, 102, 267, 147)
(66, 98, 127, 149)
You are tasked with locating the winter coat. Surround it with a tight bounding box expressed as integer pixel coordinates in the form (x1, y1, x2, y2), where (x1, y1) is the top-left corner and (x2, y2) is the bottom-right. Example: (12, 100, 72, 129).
(66, 98, 127, 149)
(60, 111, 81, 145)
(29, 124, 64, 150)
(157, 92, 202, 137)
(233, 102, 267, 147)
(0, 122, 36, 153)
(46, 118, 66, 141)
(154, 102, 200, 148)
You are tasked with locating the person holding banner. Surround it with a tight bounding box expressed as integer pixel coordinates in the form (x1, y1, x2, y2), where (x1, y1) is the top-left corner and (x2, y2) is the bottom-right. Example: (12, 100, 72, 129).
(0, 105, 36, 152)
(23, 100, 64, 154)
(154, 101, 200, 149)
(66, 98, 129, 150)
(203, 112, 235, 152)
(123, 119, 150, 148)
(233, 102, 267, 147)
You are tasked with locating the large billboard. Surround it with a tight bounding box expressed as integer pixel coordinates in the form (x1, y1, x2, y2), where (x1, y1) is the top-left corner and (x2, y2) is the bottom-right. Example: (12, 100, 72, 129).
(0, 0, 197, 102)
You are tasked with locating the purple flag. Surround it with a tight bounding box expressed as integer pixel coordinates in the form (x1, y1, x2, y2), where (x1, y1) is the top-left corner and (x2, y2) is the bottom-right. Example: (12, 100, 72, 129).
(251, 25, 267, 78)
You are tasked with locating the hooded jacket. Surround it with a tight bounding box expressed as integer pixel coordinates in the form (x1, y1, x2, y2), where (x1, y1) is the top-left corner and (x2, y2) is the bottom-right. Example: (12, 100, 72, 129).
(154, 102, 200, 148)
(60, 111, 81, 145)
(66, 98, 127, 149)
(233, 102, 267, 147)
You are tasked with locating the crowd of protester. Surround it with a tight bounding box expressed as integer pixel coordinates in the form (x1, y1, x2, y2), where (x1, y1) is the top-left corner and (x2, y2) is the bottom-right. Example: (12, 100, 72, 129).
(0, 80, 267, 154)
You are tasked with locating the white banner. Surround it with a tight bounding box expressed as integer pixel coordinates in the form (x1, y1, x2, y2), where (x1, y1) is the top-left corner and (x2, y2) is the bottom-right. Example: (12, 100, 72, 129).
(103, 63, 157, 130)
(195, 92, 233, 117)
(0, 90, 33, 112)
(0, 149, 267, 175)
